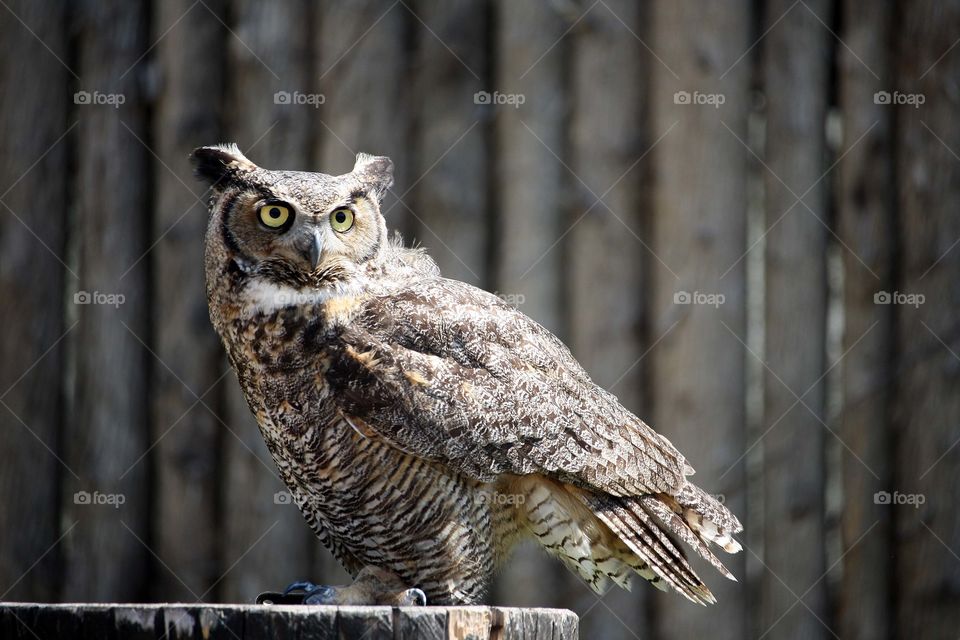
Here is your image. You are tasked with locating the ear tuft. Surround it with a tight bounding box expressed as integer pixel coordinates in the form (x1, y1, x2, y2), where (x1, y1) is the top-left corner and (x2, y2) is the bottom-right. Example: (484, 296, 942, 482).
(353, 153, 394, 201)
(190, 143, 258, 188)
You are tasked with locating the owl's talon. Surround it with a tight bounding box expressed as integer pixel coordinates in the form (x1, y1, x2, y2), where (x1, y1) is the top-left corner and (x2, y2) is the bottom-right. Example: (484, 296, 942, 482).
(283, 580, 322, 596)
(303, 585, 338, 604)
(270, 567, 428, 605)
(400, 588, 428, 606)
(256, 582, 325, 605)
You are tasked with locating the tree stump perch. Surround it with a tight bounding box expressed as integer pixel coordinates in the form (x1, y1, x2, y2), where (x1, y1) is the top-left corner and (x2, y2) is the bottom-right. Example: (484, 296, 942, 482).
(0, 603, 578, 639)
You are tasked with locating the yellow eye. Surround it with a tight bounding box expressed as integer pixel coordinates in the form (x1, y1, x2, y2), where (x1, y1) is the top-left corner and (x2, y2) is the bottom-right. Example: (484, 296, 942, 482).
(330, 207, 354, 232)
(258, 202, 292, 230)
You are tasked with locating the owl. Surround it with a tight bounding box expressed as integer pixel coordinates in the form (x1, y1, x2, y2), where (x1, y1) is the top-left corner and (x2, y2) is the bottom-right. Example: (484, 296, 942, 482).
(192, 144, 742, 607)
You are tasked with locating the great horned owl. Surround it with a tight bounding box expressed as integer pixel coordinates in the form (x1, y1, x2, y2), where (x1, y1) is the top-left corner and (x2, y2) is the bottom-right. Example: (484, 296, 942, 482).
(192, 144, 742, 606)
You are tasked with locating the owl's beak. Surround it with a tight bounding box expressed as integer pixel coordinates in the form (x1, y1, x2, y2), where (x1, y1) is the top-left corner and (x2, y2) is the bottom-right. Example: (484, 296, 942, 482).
(308, 230, 324, 271)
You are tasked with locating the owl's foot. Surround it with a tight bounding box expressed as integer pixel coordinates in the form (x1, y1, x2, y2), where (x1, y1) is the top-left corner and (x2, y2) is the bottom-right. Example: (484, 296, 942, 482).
(257, 566, 427, 606)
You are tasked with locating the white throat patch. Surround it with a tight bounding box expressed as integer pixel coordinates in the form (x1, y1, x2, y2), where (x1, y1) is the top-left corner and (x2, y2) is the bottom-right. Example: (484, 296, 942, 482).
(241, 279, 355, 315)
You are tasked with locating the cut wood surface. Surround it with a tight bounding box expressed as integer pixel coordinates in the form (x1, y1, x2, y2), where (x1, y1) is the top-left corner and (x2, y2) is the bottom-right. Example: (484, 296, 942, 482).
(0, 604, 578, 640)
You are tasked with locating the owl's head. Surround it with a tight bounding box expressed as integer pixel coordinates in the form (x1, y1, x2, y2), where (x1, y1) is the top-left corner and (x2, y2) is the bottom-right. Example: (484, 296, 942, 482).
(191, 143, 393, 304)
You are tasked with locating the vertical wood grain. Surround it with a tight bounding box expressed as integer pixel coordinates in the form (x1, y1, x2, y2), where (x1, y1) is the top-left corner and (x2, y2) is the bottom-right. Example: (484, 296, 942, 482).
(0, 0, 70, 602)
(567, 1, 650, 637)
(317, 0, 413, 239)
(408, 0, 488, 286)
(63, 0, 152, 601)
(893, 0, 960, 635)
(489, 0, 568, 338)
(760, 0, 832, 637)
(836, 1, 895, 637)
(150, 0, 226, 601)
(648, 2, 750, 638)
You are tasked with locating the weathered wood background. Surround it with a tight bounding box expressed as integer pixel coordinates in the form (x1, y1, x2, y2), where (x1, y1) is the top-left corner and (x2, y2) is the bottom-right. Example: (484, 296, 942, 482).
(1, 1, 958, 638)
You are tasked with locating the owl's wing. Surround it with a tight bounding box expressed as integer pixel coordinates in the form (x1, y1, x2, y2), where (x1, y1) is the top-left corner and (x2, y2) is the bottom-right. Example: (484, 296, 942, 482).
(322, 277, 690, 496)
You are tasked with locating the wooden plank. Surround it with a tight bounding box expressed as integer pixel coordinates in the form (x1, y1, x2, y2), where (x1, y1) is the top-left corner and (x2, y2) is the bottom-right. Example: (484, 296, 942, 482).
(567, 2, 650, 636)
(760, 0, 832, 637)
(62, 0, 151, 601)
(149, 0, 226, 601)
(317, 0, 413, 238)
(835, 1, 895, 638)
(647, 2, 750, 639)
(447, 606, 491, 640)
(335, 606, 392, 640)
(488, 0, 569, 610)
(244, 605, 335, 640)
(0, 604, 577, 639)
(161, 606, 198, 640)
(395, 607, 447, 640)
(0, 0, 69, 603)
(2, 604, 83, 640)
(408, 0, 488, 285)
(112, 607, 160, 640)
(195, 606, 247, 640)
(893, 0, 960, 636)
(219, 0, 321, 602)
(225, 0, 315, 164)
(489, 0, 567, 336)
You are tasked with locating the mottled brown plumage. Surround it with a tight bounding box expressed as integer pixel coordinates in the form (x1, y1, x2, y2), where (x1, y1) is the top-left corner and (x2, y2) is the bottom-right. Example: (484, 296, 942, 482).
(192, 144, 743, 606)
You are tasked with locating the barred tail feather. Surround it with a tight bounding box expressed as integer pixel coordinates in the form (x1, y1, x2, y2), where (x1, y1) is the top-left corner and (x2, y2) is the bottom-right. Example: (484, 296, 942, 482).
(639, 495, 736, 581)
(658, 483, 744, 553)
(577, 483, 742, 605)
(584, 493, 716, 605)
